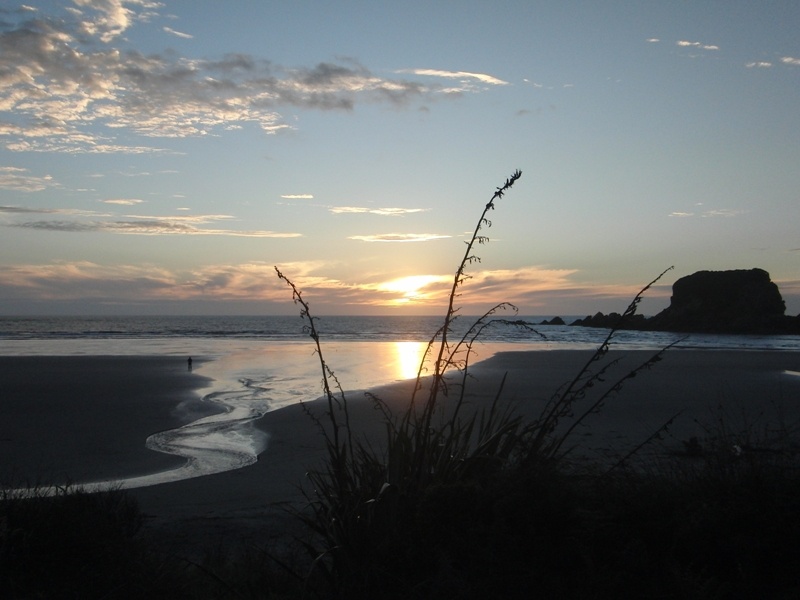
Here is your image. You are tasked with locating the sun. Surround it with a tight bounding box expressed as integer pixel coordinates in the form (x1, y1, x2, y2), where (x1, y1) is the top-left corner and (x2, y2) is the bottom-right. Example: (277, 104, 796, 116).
(378, 275, 445, 304)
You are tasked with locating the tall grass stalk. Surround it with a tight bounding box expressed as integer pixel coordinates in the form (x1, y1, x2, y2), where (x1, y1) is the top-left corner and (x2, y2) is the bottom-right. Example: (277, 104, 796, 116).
(276, 170, 675, 597)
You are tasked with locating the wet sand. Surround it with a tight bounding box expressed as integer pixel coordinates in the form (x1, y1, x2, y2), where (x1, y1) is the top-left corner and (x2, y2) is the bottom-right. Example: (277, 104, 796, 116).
(0, 356, 217, 485)
(135, 349, 800, 552)
(3, 350, 800, 553)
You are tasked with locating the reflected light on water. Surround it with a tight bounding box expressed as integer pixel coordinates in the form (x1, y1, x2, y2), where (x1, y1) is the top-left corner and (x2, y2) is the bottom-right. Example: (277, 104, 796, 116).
(394, 341, 428, 380)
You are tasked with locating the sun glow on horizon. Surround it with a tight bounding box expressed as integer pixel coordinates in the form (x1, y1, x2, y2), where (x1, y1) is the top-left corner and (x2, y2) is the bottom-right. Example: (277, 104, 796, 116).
(376, 275, 447, 305)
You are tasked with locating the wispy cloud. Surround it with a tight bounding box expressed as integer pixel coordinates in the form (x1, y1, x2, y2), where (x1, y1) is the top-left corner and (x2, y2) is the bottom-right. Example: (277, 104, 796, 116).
(701, 209, 747, 218)
(646, 38, 660, 43)
(2, 206, 302, 237)
(676, 40, 720, 51)
(101, 198, 145, 205)
(163, 26, 192, 39)
(329, 206, 428, 216)
(466, 266, 579, 294)
(669, 208, 747, 218)
(781, 56, 800, 66)
(10, 218, 302, 237)
(1, 205, 102, 216)
(398, 68, 509, 86)
(746, 61, 772, 68)
(0, 167, 56, 192)
(280, 194, 314, 199)
(1, 205, 57, 214)
(348, 233, 450, 242)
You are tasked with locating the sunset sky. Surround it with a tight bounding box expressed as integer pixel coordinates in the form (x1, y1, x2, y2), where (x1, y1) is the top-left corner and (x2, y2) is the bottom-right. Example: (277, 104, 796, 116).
(1, 1, 798, 316)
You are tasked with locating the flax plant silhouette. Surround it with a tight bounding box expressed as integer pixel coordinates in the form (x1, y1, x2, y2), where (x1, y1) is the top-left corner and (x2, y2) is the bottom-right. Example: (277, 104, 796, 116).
(275, 170, 675, 597)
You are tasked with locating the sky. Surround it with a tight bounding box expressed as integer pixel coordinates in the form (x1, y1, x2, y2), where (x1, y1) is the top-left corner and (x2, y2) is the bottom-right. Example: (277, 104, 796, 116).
(1, 1, 799, 317)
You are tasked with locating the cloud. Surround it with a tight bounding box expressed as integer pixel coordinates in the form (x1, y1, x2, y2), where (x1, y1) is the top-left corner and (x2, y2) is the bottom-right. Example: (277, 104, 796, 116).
(646, 38, 660, 43)
(668, 208, 747, 218)
(0, 261, 179, 301)
(0, 6, 473, 154)
(0, 166, 56, 192)
(11, 218, 302, 237)
(362, 274, 451, 305)
(746, 61, 772, 68)
(3, 207, 302, 237)
(781, 56, 800, 66)
(348, 233, 451, 242)
(0, 260, 351, 306)
(163, 26, 192, 39)
(280, 194, 314, 199)
(101, 198, 144, 205)
(1, 204, 57, 214)
(466, 266, 579, 295)
(0, 259, 668, 313)
(700, 209, 747, 218)
(247, 264, 587, 309)
(0, 204, 102, 216)
(329, 206, 428, 216)
(71, 0, 141, 43)
(399, 68, 509, 86)
(676, 40, 720, 51)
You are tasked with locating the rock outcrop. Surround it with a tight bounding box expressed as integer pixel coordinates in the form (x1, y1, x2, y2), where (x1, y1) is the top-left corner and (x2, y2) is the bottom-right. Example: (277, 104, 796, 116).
(570, 312, 647, 329)
(647, 269, 788, 334)
(569, 269, 800, 335)
(539, 316, 566, 326)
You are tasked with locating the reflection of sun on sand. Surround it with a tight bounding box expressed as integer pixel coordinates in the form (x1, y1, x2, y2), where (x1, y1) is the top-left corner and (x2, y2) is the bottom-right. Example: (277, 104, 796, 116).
(393, 341, 428, 380)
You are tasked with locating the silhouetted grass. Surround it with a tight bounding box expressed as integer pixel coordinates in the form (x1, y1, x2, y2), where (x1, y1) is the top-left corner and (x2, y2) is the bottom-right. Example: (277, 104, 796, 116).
(275, 171, 800, 599)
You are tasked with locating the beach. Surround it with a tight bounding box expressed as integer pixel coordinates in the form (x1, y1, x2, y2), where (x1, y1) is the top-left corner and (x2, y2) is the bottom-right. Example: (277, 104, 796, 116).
(3, 348, 800, 552)
(0, 356, 220, 485)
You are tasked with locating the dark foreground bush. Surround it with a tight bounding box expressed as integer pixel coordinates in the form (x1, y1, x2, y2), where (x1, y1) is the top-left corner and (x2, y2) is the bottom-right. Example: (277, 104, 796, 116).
(1, 486, 150, 598)
(3, 462, 798, 599)
(1, 484, 306, 599)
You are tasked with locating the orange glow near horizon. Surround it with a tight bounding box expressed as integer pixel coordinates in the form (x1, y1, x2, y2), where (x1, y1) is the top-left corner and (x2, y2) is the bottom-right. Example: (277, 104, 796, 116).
(376, 275, 447, 306)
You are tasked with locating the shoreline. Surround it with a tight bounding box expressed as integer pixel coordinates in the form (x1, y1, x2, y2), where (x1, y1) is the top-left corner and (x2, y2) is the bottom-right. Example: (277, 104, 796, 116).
(0, 355, 216, 486)
(3, 349, 800, 552)
(131, 348, 800, 549)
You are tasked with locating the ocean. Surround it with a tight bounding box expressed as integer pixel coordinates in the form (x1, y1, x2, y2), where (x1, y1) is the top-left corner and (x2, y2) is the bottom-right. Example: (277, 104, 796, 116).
(3, 315, 799, 490)
(4, 314, 800, 352)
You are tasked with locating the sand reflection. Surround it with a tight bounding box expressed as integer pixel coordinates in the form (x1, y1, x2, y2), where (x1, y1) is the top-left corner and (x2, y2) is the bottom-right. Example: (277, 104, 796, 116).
(393, 341, 428, 380)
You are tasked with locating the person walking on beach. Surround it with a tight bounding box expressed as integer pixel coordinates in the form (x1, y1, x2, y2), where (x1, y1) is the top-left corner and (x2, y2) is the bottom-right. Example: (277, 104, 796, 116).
(187, 357, 193, 371)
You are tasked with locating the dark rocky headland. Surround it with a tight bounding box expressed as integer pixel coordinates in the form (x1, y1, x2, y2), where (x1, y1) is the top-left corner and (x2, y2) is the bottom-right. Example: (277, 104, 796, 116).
(563, 269, 800, 334)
